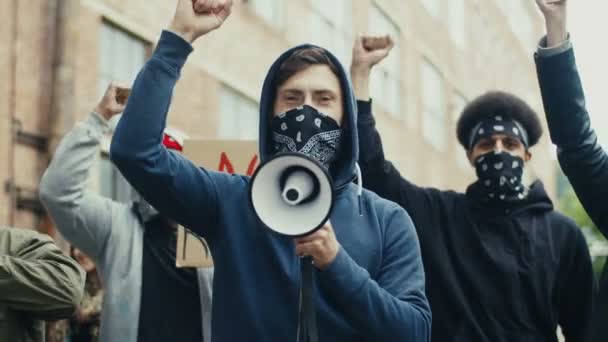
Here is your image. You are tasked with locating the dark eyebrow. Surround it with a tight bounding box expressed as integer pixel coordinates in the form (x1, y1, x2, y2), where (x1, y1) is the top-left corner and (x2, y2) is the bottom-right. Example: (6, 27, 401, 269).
(279, 89, 304, 96)
(314, 90, 337, 96)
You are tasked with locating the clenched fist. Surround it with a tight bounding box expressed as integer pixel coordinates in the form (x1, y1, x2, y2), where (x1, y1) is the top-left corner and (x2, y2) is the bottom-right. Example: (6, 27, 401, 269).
(350, 35, 395, 100)
(294, 221, 341, 270)
(351, 35, 394, 72)
(534, 0, 568, 47)
(168, 0, 233, 44)
(94, 82, 130, 121)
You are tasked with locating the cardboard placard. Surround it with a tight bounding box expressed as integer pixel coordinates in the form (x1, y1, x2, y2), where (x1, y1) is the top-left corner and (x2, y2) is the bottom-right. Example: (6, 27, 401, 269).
(175, 139, 259, 268)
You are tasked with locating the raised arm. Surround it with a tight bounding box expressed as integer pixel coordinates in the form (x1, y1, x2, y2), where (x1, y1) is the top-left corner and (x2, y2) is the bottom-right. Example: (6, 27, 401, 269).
(110, 0, 233, 237)
(40, 84, 128, 260)
(350, 36, 445, 220)
(0, 227, 85, 320)
(534, 0, 608, 233)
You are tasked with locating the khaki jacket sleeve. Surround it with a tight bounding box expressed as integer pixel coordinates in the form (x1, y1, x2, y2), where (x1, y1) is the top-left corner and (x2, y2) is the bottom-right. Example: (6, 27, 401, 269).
(0, 228, 85, 320)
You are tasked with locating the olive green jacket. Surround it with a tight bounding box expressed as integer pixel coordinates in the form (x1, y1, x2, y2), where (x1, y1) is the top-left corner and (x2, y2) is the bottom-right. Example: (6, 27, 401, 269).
(0, 226, 85, 342)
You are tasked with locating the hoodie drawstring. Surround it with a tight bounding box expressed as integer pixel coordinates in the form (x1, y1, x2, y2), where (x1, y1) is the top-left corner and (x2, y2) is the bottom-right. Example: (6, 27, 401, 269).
(355, 163, 363, 216)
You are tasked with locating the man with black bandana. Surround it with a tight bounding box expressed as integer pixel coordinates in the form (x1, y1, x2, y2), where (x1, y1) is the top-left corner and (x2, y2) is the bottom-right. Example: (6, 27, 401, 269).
(108, 0, 431, 341)
(351, 36, 596, 341)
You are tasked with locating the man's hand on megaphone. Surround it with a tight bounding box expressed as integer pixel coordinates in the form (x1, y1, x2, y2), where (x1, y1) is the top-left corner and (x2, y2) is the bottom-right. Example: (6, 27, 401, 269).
(295, 221, 340, 270)
(94, 82, 130, 121)
(168, 0, 233, 44)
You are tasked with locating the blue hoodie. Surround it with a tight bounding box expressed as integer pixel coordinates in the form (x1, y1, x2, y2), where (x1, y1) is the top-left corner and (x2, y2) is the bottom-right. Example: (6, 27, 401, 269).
(111, 30, 431, 342)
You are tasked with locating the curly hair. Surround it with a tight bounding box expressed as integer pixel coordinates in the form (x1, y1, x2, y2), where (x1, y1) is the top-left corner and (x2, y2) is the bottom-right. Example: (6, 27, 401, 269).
(456, 91, 543, 149)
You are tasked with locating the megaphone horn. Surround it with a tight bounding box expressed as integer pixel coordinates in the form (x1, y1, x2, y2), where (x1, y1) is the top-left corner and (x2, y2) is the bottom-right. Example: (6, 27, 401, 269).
(249, 152, 335, 237)
(280, 167, 320, 206)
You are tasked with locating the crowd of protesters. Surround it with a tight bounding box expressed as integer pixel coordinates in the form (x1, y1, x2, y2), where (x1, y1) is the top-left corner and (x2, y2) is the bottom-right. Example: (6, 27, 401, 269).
(1, 0, 605, 341)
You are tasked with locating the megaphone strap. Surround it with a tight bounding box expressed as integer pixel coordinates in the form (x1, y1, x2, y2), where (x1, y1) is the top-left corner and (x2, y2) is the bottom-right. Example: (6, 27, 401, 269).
(299, 257, 318, 342)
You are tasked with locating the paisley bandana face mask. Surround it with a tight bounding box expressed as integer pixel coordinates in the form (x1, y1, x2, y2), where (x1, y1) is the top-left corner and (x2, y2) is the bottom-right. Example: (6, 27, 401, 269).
(270, 105, 343, 169)
(474, 150, 527, 203)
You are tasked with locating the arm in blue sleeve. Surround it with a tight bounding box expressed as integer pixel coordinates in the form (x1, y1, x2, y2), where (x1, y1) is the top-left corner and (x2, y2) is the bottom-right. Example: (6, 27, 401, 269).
(110, 30, 220, 237)
(317, 206, 431, 341)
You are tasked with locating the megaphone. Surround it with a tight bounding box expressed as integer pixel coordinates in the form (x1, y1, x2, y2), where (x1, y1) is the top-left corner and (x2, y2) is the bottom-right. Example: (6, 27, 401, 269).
(249, 152, 335, 236)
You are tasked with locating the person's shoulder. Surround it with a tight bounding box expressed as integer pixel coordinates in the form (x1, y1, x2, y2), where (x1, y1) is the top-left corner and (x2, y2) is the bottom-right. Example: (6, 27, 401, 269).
(542, 209, 587, 242)
(361, 188, 412, 223)
(545, 209, 579, 229)
(0, 226, 51, 242)
(0, 227, 55, 255)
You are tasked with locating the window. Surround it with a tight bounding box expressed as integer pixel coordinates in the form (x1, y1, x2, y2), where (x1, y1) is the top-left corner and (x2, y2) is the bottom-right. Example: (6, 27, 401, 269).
(495, 0, 534, 51)
(368, 5, 402, 117)
(421, 60, 446, 151)
(247, 0, 283, 28)
(421, 0, 441, 18)
(309, 0, 353, 66)
(452, 93, 470, 168)
(448, 0, 467, 48)
(99, 22, 147, 103)
(219, 85, 259, 140)
(97, 22, 148, 201)
(510, 0, 534, 50)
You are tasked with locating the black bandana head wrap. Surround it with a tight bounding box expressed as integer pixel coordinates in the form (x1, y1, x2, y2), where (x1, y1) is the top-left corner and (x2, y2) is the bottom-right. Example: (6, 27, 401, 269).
(468, 114, 529, 151)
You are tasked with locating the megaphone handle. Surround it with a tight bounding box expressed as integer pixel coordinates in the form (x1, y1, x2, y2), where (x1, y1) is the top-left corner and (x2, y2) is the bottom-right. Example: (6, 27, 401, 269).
(300, 256, 319, 342)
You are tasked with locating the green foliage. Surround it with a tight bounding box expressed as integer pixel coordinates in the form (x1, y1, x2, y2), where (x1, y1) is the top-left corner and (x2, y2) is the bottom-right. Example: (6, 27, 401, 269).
(558, 185, 607, 275)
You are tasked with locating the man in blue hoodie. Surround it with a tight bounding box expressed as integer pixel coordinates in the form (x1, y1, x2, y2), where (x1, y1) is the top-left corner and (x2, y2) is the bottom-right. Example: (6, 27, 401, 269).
(109, 0, 431, 341)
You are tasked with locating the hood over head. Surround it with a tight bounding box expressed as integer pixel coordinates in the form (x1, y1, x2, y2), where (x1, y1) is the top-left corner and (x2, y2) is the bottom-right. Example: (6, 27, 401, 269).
(258, 44, 359, 188)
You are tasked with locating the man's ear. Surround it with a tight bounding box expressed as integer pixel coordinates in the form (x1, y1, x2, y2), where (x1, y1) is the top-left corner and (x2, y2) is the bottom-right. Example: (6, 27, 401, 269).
(524, 149, 532, 162)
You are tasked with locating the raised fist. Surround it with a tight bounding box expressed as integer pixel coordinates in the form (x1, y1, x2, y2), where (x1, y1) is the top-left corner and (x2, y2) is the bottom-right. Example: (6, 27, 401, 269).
(169, 0, 233, 44)
(94, 82, 130, 121)
(351, 35, 394, 72)
(534, 0, 567, 47)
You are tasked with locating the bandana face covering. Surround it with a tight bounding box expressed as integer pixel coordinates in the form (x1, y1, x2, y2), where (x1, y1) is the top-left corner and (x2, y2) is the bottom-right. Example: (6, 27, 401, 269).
(474, 150, 527, 203)
(270, 105, 343, 169)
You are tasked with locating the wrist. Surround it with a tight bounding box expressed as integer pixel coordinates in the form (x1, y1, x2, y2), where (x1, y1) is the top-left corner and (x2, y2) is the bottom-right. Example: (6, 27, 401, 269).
(93, 106, 112, 121)
(350, 64, 372, 77)
(545, 17, 567, 47)
(168, 23, 196, 44)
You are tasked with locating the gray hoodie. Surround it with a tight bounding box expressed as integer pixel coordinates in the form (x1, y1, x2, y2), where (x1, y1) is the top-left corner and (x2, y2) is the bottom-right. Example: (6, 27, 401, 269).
(39, 112, 213, 342)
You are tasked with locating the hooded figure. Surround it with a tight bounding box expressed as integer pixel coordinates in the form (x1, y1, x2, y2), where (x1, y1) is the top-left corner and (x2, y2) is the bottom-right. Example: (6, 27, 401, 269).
(110, 23, 431, 342)
(39, 86, 214, 342)
(350, 36, 596, 342)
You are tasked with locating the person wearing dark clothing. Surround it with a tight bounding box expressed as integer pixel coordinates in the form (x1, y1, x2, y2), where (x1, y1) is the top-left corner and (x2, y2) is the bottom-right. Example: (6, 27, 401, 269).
(137, 216, 202, 342)
(350, 34, 596, 342)
(109, 1, 431, 341)
(534, 1, 607, 340)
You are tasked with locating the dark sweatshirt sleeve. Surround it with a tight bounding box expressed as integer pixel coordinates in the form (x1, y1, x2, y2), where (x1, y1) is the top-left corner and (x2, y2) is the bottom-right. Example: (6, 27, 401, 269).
(557, 226, 596, 342)
(317, 205, 431, 341)
(535, 48, 608, 235)
(357, 100, 443, 229)
(110, 31, 220, 237)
